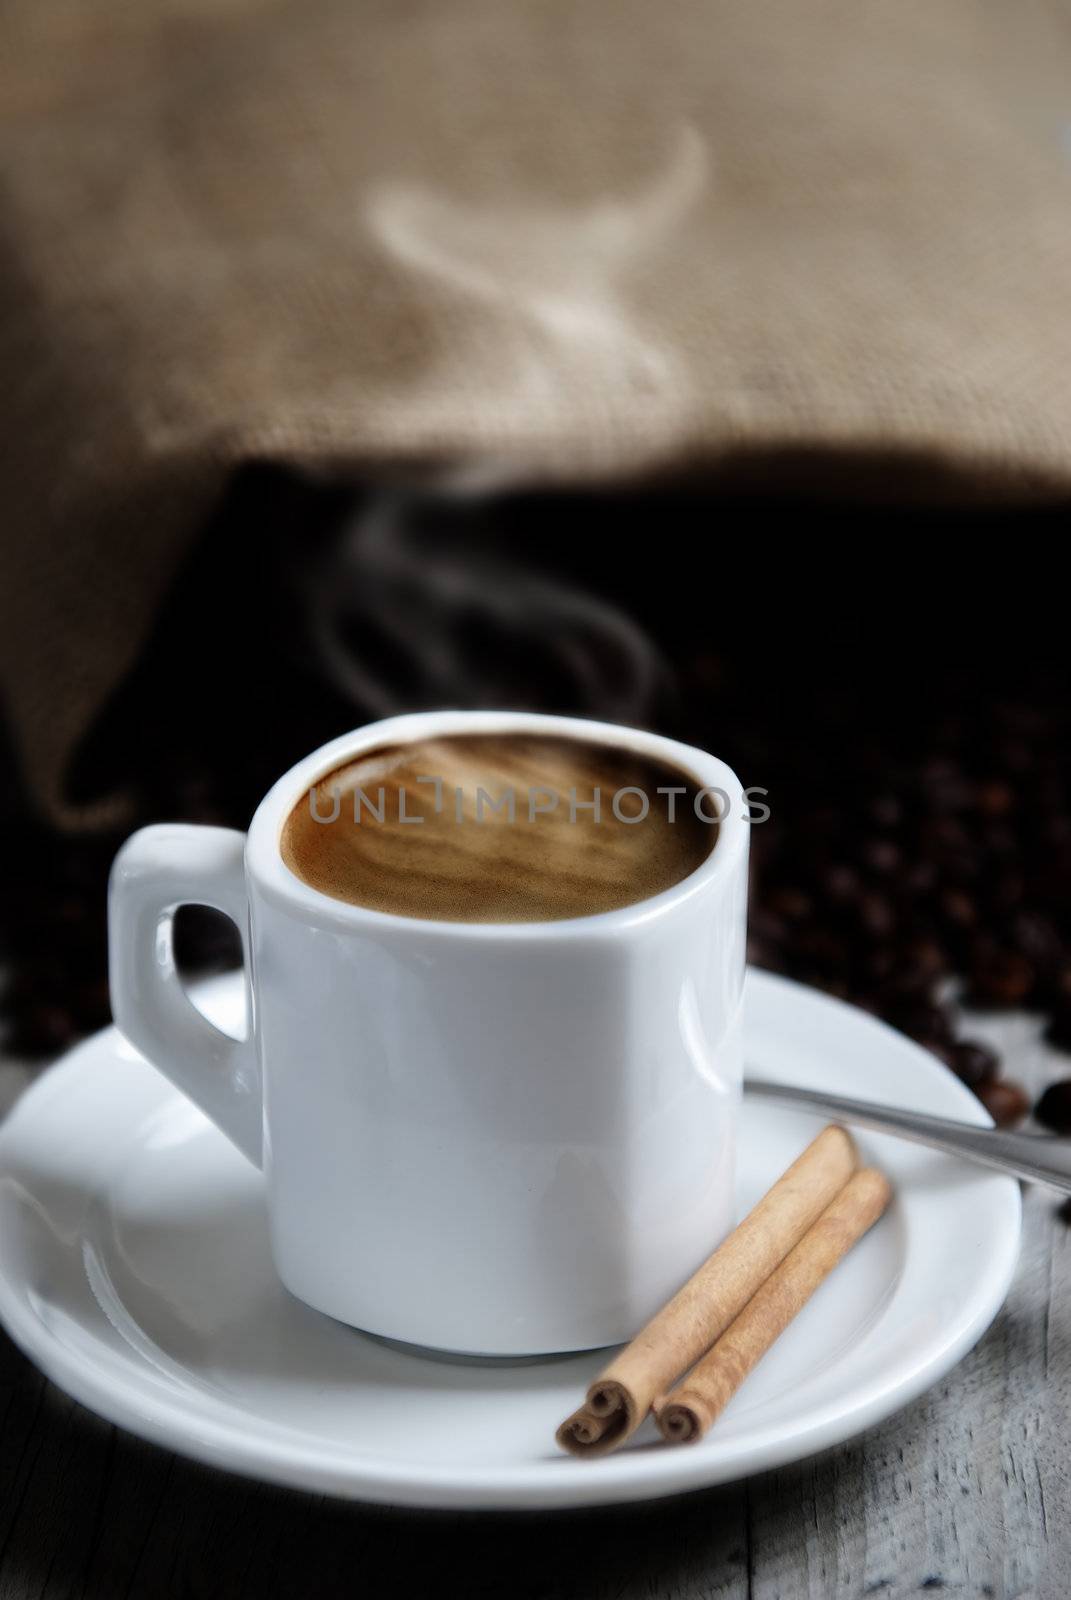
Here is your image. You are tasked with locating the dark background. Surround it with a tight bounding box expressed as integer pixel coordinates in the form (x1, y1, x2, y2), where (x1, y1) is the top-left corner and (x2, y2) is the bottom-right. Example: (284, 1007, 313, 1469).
(2, 470, 1070, 1132)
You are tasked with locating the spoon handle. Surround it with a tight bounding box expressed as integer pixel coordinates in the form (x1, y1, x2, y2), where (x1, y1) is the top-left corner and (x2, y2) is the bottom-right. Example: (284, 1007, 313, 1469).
(744, 1079, 1071, 1194)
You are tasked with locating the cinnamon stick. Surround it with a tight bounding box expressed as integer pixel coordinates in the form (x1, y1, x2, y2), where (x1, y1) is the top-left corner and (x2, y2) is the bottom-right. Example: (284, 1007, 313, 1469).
(556, 1124, 858, 1457)
(654, 1167, 891, 1445)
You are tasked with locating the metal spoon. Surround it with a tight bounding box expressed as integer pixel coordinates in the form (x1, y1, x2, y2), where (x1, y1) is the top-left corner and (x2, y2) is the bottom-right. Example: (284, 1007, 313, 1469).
(744, 1079, 1071, 1194)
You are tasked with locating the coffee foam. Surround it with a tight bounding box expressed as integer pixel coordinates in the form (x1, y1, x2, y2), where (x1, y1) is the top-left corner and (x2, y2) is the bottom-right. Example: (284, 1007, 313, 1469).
(280, 734, 716, 923)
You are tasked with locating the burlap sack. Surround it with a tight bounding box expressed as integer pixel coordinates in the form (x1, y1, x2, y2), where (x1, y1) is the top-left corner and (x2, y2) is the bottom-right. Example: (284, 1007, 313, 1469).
(2, 0, 1070, 822)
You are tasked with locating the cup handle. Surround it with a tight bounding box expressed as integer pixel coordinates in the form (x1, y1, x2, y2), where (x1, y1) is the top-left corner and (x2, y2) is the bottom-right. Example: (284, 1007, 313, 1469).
(108, 824, 262, 1167)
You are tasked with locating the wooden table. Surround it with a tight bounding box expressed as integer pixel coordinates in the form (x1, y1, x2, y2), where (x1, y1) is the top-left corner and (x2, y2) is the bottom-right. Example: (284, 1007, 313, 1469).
(1, 1007, 1067, 1600)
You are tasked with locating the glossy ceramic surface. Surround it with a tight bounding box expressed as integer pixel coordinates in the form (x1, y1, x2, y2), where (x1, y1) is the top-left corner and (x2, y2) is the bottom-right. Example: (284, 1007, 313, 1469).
(109, 711, 749, 1353)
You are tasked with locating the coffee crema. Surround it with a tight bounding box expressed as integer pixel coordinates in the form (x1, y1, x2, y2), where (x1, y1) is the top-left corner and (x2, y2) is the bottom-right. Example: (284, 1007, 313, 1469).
(279, 733, 717, 922)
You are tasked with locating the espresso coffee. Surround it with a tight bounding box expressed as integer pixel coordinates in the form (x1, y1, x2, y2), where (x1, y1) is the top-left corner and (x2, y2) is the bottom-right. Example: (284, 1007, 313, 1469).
(280, 733, 717, 922)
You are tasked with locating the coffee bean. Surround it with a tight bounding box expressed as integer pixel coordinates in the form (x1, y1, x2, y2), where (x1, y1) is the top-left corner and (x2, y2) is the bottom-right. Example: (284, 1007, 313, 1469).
(976, 780, 1015, 819)
(1045, 998, 1071, 1052)
(950, 1040, 1000, 1089)
(900, 936, 947, 984)
(795, 927, 847, 972)
(982, 824, 1018, 861)
(944, 851, 982, 888)
(997, 738, 1032, 774)
(868, 795, 903, 831)
(824, 863, 862, 905)
(767, 887, 812, 922)
(873, 962, 939, 1002)
(1044, 815, 1071, 849)
(922, 763, 970, 814)
(1035, 1080, 1071, 1135)
(56, 896, 89, 927)
(860, 838, 901, 877)
(939, 888, 977, 930)
(859, 947, 898, 988)
(883, 997, 955, 1044)
(1011, 912, 1060, 975)
(858, 893, 895, 940)
(926, 816, 971, 853)
(975, 1079, 1031, 1127)
(967, 950, 1035, 1008)
(749, 907, 789, 947)
(988, 870, 1025, 912)
(904, 860, 939, 898)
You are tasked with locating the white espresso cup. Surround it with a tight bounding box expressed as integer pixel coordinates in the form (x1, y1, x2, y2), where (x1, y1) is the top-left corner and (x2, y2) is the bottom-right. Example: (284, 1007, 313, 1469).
(109, 710, 748, 1355)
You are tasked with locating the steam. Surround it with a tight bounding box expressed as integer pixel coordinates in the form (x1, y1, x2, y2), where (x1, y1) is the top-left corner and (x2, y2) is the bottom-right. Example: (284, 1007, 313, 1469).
(304, 492, 672, 729)
(367, 126, 707, 442)
(308, 126, 706, 724)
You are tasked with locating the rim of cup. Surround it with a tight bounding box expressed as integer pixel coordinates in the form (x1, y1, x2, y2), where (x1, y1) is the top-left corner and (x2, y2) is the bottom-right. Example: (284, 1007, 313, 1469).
(247, 709, 749, 940)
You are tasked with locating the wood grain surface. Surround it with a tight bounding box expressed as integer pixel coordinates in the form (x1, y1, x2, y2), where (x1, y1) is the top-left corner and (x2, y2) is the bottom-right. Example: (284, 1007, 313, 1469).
(1, 1009, 1067, 1600)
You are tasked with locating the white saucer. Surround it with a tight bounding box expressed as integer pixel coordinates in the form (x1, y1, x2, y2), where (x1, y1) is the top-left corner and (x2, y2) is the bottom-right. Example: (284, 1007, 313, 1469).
(0, 970, 1020, 1510)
